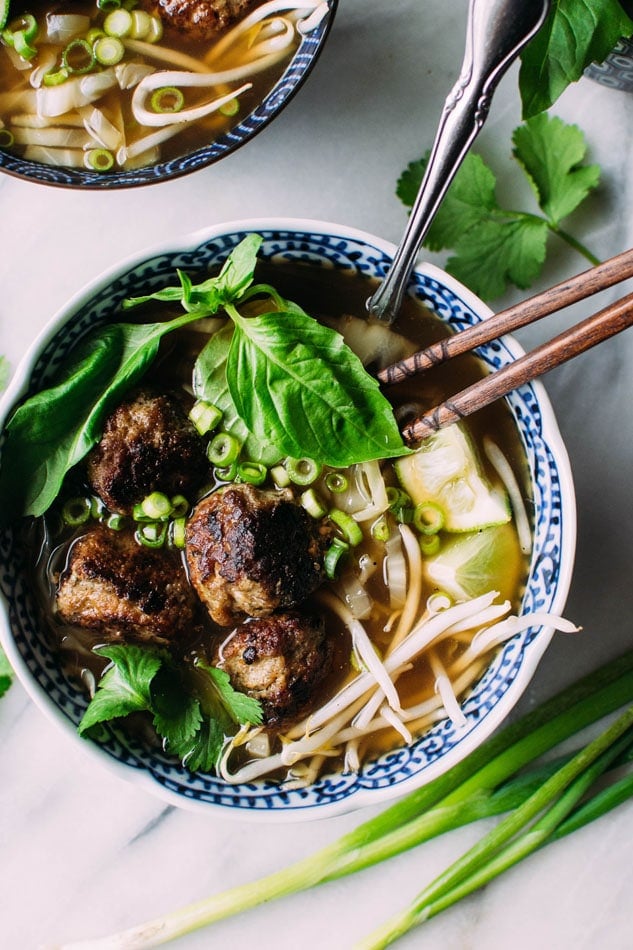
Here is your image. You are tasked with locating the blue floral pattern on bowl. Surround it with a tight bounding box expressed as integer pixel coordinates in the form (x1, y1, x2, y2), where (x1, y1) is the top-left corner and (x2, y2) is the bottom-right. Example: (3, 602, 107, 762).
(0, 222, 576, 819)
(0, 4, 337, 189)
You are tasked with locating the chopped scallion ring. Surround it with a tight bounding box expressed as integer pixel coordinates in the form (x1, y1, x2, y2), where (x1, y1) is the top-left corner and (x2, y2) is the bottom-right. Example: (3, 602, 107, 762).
(213, 462, 238, 483)
(169, 495, 189, 518)
(170, 517, 186, 549)
(420, 533, 441, 557)
(106, 513, 126, 531)
(324, 538, 350, 579)
(93, 35, 124, 66)
(129, 9, 152, 39)
(189, 399, 222, 435)
(62, 496, 92, 527)
(86, 27, 106, 43)
(270, 464, 291, 488)
(236, 462, 267, 486)
(97, 0, 122, 9)
(325, 471, 348, 493)
(136, 522, 167, 548)
(0, 128, 14, 148)
(85, 148, 115, 171)
(329, 508, 363, 547)
(103, 7, 133, 37)
(300, 488, 327, 519)
(285, 457, 321, 486)
(371, 515, 390, 542)
(43, 67, 70, 86)
(140, 491, 172, 520)
(145, 14, 163, 43)
(413, 501, 445, 535)
(3, 18, 38, 60)
(207, 432, 240, 467)
(62, 37, 96, 74)
(0, 0, 10, 31)
(150, 85, 185, 114)
(219, 98, 240, 117)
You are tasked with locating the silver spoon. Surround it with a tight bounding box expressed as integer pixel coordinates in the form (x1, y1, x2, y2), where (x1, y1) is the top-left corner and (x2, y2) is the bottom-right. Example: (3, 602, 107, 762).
(366, 0, 551, 324)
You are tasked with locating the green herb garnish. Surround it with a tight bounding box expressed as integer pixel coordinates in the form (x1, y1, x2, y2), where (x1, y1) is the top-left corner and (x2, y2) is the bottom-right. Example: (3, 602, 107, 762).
(0, 234, 407, 522)
(397, 114, 600, 300)
(519, 0, 633, 118)
(0, 646, 13, 698)
(79, 644, 262, 772)
(58, 647, 633, 947)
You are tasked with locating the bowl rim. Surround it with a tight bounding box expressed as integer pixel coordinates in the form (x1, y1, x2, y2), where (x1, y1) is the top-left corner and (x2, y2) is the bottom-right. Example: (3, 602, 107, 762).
(0, 1, 338, 190)
(0, 217, 577, 821)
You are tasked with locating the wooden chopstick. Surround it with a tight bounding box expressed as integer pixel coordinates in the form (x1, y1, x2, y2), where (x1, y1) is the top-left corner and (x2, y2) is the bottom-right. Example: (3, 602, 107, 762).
(400, 289, 633, 444)
(378, 247, 633, 387)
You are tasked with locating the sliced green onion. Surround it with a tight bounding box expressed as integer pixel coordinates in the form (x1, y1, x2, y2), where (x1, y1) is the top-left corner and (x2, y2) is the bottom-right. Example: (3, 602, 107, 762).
(90, 495, 105, 519)
(413, 501, 445, 535)
(420, 534, 441, 557)
(0, 0, 10, 31)
(387, 487, 411, 510)
(129, 9, 152, 39)
(329, 508, 363, 547)
(62, 496, 92, 526)
(84, 148, 114, 171)
(301, 488, 327, 519)
(207, 432, 240, 467)
(106, 513, 126, 531)
(324, 538, 350, 579)
(371, 515, 391, 542)
(93, 34, 124, 66)
(189, 399, 222, 435)
(219, 98, 240, 117)
(140, 491, 172, 520)
(325, 471, 348, 494)
(236, 462, 267, 486)
(43, 67, 70, 86)
(150, 85, 184, 114)
(62, 37, 96, 74)
(270, 464, 291, 488)
(285, 457, 322, 486)
(136, 522, 167, 548)
(103, 7, 133, 37)
(213, 463, 238, 483)
(86, 27, 106, 43)
(0, 129, 15, 148)
(170, 495, 189, 518)
(170, 517, 186, 549)
(97, 0, 121, 9)
(3, 25, 37, 60)
(145, 14, 163, 43)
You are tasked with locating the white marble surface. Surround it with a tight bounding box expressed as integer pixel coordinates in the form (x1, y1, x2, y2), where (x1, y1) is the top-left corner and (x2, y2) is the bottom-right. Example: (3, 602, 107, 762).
(2, 1, 633, 947)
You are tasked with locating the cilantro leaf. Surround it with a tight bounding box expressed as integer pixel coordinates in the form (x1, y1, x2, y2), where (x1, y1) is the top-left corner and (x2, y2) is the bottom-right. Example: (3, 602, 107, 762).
(150, 666, 202, 748)
(171, 717, 225, 773)
(199, 664, 264, 727)
(396, 116, 599, 300)
(512, 114, 601, 224)
(519, 0, 633, 118)
(0, 646, 13, 699)
(78, 644, 162, 734)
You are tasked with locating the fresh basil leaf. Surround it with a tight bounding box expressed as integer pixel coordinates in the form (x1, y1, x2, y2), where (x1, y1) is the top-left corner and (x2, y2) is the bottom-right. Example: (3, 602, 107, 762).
(199, 664, 263, 726)
(226, 308, 407, 467)
(0, 319, 181, 521)
(123, 234, 262, 316)
(519, 0, 633, 118)
(192, 323, 285, 466)
(78, 644, 163, 735)
(512, 114, 600, 225)
(0, 646, 13, 699)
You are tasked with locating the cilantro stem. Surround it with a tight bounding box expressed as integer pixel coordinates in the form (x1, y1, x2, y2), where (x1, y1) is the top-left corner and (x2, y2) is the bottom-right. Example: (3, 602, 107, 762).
(550, 225, 601, 267)
(53, 649, 633, 949)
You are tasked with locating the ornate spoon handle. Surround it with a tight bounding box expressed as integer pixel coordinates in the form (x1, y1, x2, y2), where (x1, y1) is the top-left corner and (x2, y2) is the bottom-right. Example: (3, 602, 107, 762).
(367, 0, 550, 323)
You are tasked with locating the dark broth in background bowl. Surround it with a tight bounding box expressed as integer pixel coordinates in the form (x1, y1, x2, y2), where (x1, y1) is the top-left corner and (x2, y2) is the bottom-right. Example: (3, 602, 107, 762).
(0, 0, 337, 187)
(0, 222, 575, 818)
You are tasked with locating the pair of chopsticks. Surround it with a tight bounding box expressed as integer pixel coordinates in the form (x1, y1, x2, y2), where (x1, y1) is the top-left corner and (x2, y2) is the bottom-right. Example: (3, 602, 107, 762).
(378, 248, 633, 443)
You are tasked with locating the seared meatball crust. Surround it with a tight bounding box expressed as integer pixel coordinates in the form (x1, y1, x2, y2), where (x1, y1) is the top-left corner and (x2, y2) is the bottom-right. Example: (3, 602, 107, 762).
(56, 525, 198, 646)
(86, 387, 208, 515)
(185, 483, 328, 627)
(220, 612, 332, 725)
(146, 0, 257, 40)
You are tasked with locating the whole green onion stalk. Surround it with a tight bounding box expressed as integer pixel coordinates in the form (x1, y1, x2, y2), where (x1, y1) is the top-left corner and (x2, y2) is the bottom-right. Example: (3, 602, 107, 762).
(54, 649, 633, 949)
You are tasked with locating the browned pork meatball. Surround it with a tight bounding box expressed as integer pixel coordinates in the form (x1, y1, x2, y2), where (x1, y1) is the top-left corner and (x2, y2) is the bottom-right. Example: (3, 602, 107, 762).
(146, 0, 256, 40)
(56, 525, 198, 646)
(220, 612, 332, 725)
(86, 388, 208, 515)
(185, 483, 329, 627)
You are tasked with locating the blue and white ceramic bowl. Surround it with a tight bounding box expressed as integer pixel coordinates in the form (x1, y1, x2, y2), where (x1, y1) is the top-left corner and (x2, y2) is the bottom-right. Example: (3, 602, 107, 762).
(0, 3, 337, 189)
(0, 220, 576, 820)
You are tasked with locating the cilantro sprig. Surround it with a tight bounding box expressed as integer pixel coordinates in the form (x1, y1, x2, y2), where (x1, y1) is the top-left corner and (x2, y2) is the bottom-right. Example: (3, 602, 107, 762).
(397, 114, 600, 301)
(79, 645, 263, 773)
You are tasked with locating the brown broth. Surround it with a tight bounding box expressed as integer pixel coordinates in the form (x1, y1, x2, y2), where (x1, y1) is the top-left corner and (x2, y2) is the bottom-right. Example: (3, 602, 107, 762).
(27, 260, 531, 778)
